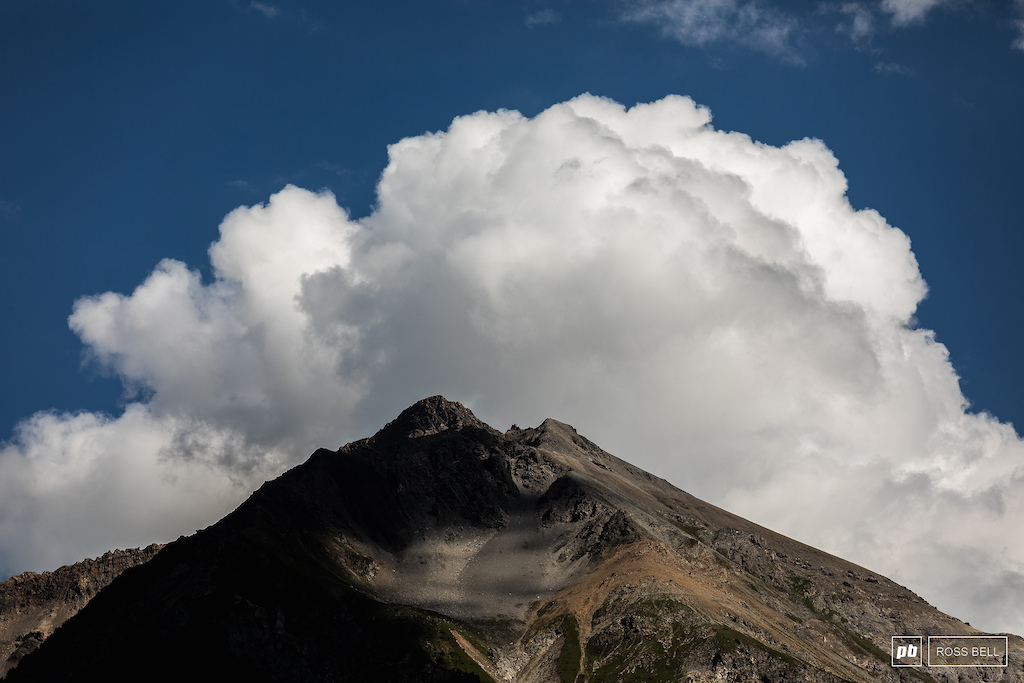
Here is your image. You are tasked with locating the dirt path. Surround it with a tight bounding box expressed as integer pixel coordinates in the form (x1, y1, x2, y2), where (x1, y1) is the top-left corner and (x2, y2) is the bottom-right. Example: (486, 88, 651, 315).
(451, 628, 506, 682)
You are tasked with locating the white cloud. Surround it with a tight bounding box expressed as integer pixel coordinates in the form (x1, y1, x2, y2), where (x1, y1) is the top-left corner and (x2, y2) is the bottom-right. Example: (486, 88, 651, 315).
(833, 1, 876, 44)
(0, 407, 265, 575)
(526, 8, 561, 27)
(1014, 0, 1024, 51)
(876, 0, 1024, 53)
(880, 0, 953, 25)
(68, 188, 364, 450)
(229, 179, 256, 192)
(2, 94, 1023, 635)
(249, 2, 280, 19)
(621, 0, 802, 60)
(634, 1, 1023, 53)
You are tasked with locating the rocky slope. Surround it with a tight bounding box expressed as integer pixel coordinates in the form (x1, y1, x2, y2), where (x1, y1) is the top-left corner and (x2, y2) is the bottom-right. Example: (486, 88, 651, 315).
(0, 544, 163, 677)
(6, 397, 1022, 681)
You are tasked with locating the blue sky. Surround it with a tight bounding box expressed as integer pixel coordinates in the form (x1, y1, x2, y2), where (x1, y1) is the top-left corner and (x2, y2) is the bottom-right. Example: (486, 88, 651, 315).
(3, 0, 1022, 435)
(2, 0, 1024, 633)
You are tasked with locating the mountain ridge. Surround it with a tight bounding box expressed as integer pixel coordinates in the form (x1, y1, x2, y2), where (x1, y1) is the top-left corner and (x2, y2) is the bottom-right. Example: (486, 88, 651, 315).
(0, 544, 163, 677)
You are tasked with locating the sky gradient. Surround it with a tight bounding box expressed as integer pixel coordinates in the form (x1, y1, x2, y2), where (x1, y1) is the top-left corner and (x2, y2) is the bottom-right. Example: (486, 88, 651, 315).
(2, 0, 1023, 635)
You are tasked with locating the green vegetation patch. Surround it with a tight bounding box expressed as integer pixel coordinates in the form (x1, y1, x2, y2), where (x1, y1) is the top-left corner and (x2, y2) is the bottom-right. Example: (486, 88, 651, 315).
(586, 598, 817, 683)
(664, 517, 703, 546)
(364, 601, 497, 683)
(586, 601, 703, 683)
(845, 630, 889, 664)
(785, 574, 841, 622)
(787, 575, 812, 596)
(557, 613, 582, 683)
(424, 623, 496, 683)
(633, 597, 693, 618)
(714, 625, 804, 669)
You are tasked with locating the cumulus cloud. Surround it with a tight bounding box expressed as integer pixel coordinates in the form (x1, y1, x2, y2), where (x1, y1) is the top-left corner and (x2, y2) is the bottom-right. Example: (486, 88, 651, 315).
(621, 0, 802, 60)
(2, 94, 1023, 634)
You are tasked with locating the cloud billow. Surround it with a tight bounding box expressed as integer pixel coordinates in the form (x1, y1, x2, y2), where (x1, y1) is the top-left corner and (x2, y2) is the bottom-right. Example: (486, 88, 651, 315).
(1, 94, 1022, 635)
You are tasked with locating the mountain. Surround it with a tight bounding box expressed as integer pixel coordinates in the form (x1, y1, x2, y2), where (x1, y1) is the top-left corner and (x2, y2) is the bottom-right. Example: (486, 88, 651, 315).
(0, 544, 163, 677)
(5, 396, 1021, 681)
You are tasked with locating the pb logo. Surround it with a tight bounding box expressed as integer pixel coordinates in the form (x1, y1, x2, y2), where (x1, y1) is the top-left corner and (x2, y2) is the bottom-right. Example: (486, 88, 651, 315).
(892, 636, 923, 667)
(896, 644, 918, 659)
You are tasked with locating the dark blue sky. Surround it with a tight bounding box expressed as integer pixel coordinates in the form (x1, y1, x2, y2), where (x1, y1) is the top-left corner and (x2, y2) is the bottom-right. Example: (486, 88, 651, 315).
(2, 0, 1022, 439)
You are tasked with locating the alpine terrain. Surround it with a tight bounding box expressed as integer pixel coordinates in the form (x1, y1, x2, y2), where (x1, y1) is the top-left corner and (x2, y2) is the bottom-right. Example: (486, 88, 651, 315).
(0, 544, 163, 677)
(3, 396, 1020, 681)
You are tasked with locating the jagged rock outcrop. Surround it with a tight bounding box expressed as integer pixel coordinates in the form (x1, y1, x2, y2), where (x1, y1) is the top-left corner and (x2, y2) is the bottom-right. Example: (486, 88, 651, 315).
(0, 544, 163, 677)
(6, 397, 1022, 681)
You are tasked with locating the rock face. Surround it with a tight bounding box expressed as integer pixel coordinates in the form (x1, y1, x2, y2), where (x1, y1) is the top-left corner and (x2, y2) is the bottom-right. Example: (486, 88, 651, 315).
(0, 544, 163, 677)
(6, 396, 1022, 682)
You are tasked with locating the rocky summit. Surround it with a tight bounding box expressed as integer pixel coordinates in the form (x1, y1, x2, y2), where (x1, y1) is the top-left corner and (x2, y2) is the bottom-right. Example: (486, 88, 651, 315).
(4, 396, 1021, 681)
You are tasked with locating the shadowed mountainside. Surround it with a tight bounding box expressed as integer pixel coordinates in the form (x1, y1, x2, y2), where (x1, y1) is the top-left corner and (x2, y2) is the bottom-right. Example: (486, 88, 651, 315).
(6, 396, 1021, 681)
(0, 544, 163, 677)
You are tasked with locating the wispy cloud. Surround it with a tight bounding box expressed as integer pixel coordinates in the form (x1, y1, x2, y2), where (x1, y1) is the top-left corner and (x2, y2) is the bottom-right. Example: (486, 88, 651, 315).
(229, 179, 256, 193)
(621, 0, 803, 61)
(874, 60, 911, 74)
(232, 0, 320, 30)
(820, 0, 958, 51)
(0, 200, 20, 221)
(880, 0, 953, 26)
(1014, 0, 1024, 51)
(248, 1, 280, 19)
(833, 1, 876, 45)
(526, 8, 561, 27)
(632, 1, 1023, 55)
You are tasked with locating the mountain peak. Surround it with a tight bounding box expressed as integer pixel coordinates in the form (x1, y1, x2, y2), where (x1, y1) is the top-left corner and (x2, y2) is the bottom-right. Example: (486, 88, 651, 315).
(373, 395, 493, 441)
(8, 398, 1021, 682)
